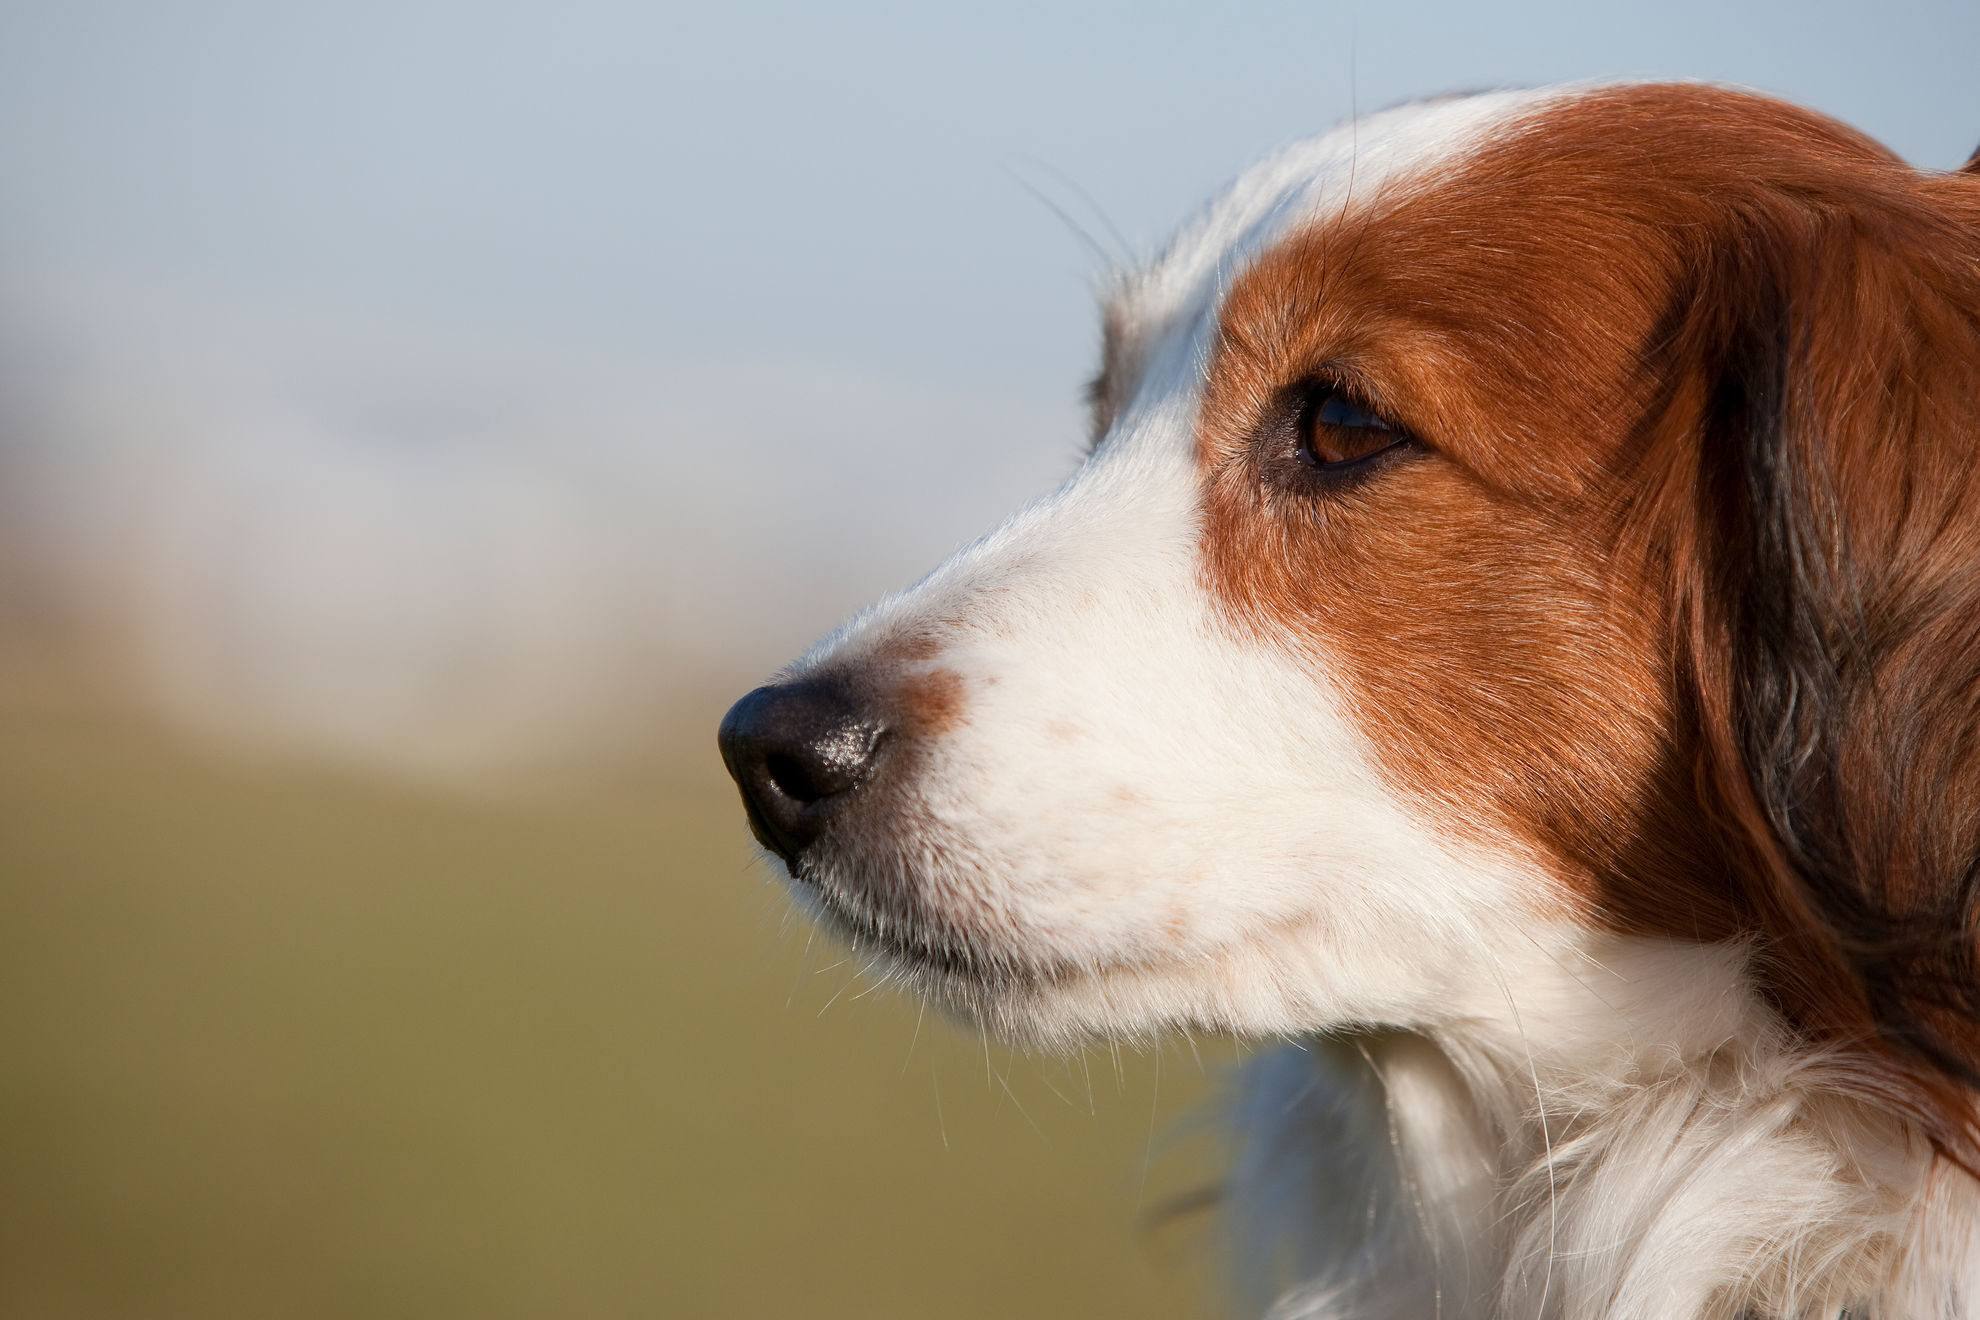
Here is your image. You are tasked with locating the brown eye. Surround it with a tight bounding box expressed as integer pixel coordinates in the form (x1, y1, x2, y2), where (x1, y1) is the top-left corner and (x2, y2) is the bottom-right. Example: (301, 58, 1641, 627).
(1298, 389, 1409, 469)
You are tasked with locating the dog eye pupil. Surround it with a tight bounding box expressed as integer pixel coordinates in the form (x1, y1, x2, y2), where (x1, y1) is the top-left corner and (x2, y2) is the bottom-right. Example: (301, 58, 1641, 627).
(1299, 388, 1404, 469)
(1316, 394, 1385, 430)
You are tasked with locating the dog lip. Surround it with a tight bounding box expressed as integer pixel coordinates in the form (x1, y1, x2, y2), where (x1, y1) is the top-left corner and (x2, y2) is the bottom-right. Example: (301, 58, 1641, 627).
(734, 784, 801, 865)
(793, 874, 1033, 988)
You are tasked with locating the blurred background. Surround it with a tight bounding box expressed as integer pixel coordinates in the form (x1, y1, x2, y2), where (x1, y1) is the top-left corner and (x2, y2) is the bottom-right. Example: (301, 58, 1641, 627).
(0, 2, 1974, 1315)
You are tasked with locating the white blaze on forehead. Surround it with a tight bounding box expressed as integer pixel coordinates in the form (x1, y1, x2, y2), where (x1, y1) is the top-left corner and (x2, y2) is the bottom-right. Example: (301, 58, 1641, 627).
(1110, 88, 1563, 403)
(789, 88, 1581, 1042)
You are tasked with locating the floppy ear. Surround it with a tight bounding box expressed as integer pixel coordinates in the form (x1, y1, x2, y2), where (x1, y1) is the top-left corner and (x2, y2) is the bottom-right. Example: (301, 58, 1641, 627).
(1668, 166, 1980, 1161)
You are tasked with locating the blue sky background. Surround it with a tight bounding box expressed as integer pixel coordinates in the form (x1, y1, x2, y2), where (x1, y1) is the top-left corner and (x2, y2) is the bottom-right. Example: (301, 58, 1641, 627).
(4, 0, 1976, 400)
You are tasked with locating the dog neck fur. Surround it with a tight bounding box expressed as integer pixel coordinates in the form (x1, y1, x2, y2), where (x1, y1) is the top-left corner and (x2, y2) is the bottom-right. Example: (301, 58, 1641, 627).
(1229, 942, 1980, 1320)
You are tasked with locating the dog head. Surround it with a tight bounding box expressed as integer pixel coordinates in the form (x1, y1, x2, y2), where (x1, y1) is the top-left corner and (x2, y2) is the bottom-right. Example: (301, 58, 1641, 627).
(720, 82, 1980, 1155)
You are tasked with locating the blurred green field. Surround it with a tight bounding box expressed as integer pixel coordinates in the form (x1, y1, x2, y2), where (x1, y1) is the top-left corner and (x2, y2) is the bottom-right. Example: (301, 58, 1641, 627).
(0, 697, 1223, 1318)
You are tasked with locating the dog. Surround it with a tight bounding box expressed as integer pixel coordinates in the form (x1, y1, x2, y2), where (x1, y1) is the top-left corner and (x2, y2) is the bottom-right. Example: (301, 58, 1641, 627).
(718, 82, 1980, 1319)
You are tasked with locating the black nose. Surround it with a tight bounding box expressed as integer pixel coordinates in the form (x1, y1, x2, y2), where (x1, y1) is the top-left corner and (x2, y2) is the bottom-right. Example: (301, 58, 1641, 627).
(717, 680, 888, 865)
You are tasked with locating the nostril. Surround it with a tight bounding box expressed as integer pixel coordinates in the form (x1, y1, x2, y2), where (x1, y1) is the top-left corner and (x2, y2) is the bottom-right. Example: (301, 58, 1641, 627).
(761, 722, 884, 804)
(764, 751, 826, 804)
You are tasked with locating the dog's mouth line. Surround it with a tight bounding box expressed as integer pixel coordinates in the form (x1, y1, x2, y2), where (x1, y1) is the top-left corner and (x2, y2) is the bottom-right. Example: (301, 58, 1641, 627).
(787, 857, 1334, 1006)
(791, 866, 1050, 989)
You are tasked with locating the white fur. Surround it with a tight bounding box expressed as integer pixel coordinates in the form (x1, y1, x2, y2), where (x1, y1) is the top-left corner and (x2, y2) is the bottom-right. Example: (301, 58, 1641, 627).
(771, 86, 1980, 1318)
(1231, 941, 1969, 1320)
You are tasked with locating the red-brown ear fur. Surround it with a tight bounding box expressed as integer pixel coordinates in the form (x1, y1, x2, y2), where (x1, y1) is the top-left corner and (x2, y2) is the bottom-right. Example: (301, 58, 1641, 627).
(1654, 156, 1980, 1165)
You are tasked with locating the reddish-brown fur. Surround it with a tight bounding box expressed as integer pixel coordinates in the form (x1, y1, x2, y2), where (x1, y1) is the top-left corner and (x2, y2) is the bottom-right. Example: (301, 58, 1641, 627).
(896, 667, 966, 736)
(1198, 85, 1980, 1161)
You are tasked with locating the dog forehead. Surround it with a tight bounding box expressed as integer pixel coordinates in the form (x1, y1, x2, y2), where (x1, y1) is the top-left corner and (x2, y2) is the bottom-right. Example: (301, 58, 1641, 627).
(1109, 87, 1565, 353)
